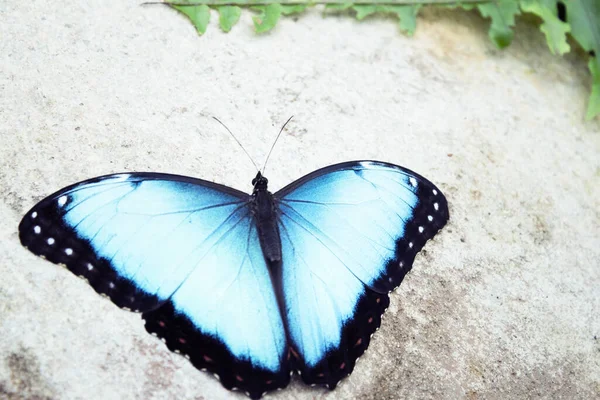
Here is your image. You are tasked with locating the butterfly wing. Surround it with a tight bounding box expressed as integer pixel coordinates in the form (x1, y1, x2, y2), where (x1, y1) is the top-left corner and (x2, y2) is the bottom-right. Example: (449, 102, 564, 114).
(274, 161, 449, 387)
(19, 173, 290, 398)
(142, 204, 291, 398)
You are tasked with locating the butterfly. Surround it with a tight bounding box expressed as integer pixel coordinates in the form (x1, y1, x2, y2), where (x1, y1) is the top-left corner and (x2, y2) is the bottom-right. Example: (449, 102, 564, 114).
(19, 160, 448, 399)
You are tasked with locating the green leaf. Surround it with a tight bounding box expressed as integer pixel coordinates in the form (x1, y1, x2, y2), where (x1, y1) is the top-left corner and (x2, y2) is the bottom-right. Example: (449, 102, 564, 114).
(216, 5, 241, 33)
(280, 4, 309, 15)
(520, 0, 570, 55)
(385, 5, 421, 36)
(171, 5, 210, 35)
(563, 0, 599, 53)
(252, 4, 282, 33)
(477, 0, 521, 49)
(561, 0, 600, 119)
(452, 2, 476, 11)
(324, 3, 353, 12)
(587, 58, 600, 120)
(350, 4, 420, 35)
(352, 5, 378, 20)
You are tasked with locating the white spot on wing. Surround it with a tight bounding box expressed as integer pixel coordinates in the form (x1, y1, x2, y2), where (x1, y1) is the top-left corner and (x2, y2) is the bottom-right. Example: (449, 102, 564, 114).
(408, 242, 413, 248)
(47, 237, 55, 245)
(34, 226, 41, 234)
(87, 263, 94, 271)
(434, 202, 439, 211)
(418, 226, 424, 233)
(64, 248, 73, 255)
(433, 189, 438, 195)
(428, 215, 433, 222)
(31, 211, 38, 219)
(58, 196, 67, 207)
(409, 177, 417, 187)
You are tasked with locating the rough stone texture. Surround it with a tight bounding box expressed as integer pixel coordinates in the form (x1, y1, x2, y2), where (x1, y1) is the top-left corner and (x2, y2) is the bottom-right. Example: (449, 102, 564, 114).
(1, 1, 599, 399)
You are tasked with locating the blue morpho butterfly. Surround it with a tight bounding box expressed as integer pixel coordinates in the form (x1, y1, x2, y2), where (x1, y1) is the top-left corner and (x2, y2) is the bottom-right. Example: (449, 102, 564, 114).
(18, 119, 449, 399)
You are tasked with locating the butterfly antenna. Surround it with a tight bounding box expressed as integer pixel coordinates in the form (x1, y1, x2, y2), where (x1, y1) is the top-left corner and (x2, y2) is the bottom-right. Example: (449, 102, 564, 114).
(262, 116, 293, 174)
(212, 117, 260, 172)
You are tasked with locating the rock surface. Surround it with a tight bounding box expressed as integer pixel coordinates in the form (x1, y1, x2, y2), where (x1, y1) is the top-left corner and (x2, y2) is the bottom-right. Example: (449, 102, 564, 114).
(1, 1, 598, 399)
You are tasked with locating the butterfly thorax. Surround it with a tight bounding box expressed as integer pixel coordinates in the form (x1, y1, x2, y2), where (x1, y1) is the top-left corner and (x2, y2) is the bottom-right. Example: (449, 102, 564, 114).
(251, 172, 282, 264)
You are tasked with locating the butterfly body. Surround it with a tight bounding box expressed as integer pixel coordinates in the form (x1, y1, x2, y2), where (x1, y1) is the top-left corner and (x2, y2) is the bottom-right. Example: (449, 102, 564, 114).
(19, 161, 449, 399)
(251, 172, 283, 263)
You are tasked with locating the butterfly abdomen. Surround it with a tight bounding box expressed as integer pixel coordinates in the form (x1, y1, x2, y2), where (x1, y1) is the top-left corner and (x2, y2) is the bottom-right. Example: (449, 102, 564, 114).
(252, 189, 282, 263)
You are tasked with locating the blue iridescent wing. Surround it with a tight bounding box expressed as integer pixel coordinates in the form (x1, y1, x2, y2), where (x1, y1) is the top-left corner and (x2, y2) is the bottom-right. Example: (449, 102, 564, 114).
(18, 173, 289, 398)
(274, 161, 449, 387)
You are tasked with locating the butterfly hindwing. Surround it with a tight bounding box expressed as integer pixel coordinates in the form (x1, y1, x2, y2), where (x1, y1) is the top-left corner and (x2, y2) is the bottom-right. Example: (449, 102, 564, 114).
(143, 205, 290, 398)
(277, 216, 390, 386)
(19, 173, 290, 398)
(275, 161, 449, 387)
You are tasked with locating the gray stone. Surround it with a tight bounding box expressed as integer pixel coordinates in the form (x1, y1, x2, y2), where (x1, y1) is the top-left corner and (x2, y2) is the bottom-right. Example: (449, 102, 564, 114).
(1, 2, 598, 400)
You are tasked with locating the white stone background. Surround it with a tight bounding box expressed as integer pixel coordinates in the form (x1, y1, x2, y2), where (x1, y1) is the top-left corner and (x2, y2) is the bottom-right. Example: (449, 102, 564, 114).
(1, 1, 599, 399)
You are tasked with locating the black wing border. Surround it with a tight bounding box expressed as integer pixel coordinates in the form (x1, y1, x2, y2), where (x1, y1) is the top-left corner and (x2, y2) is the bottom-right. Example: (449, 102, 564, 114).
(274, 160, 441, 198)
(27, 171, 251, 209)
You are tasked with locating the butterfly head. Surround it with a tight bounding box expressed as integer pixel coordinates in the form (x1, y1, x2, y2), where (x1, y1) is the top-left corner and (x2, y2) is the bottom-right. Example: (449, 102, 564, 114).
(252, 172, 269, 191)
